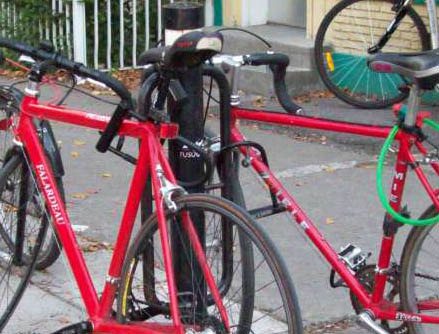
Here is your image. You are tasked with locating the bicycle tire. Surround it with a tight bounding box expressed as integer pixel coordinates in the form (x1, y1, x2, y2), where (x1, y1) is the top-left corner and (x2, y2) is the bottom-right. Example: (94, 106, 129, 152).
(314, 0, 429, 109)
(0, 154, 47, 331)
(116, 194, 303, 334)
(400, 205, 439, 334)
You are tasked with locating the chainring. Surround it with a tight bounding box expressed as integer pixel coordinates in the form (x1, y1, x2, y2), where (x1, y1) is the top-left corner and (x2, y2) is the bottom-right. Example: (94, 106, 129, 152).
(349, 264, 408, 334)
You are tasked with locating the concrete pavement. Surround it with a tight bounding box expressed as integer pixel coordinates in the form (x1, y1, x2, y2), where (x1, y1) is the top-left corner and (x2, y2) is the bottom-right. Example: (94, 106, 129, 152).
(1, 77, 432, 334)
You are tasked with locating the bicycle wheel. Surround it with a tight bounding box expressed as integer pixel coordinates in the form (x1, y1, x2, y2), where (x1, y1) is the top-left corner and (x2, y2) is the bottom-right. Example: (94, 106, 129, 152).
(0, 154, 47, 331)
(117, 194, 302, 334)
(0, 86, 21, 162)
(314, 0, 429, 109)
(0, 152, 63, 270)
(400, 205, 439, 334)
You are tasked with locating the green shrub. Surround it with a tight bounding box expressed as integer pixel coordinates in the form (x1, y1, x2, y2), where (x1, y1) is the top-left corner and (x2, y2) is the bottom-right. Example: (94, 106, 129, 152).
(0, 0, 203, 68)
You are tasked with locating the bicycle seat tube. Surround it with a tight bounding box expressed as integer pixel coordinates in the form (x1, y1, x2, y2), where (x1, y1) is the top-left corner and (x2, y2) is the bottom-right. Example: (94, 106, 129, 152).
(405, 85, 422, 126)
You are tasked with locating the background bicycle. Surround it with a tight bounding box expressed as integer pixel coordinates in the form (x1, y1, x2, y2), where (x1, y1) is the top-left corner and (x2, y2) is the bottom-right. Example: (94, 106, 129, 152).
(314, 0, 439, 109)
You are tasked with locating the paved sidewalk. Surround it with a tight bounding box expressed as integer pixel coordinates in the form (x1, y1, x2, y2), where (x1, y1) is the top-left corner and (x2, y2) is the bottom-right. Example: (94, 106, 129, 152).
(1, 77, 430, 333)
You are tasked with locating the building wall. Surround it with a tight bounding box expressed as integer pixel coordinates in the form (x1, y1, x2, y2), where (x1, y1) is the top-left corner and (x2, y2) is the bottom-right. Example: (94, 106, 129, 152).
(222, 0, 269, 26)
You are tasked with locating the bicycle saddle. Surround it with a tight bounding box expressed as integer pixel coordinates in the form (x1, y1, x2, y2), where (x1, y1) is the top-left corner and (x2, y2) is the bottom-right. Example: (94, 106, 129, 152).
(139, 31, 223, 68)
(368, 49, 439, 90)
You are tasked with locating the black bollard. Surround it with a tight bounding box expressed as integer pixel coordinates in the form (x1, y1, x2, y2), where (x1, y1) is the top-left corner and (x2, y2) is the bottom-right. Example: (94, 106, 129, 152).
(164, 2, 207, 319)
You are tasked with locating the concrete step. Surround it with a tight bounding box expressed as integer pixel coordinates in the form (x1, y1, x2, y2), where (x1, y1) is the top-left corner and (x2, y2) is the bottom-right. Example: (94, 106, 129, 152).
(217, 24, 323, 96)
(238, 65, 322, 97)
(221, 24, 315, 68)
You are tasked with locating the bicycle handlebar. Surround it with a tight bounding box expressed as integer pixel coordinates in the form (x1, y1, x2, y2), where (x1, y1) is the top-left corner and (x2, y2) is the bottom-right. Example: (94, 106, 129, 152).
(242, 53, 303, 114)
(0, 38, 132, 102)
(0, 37, 135, 153)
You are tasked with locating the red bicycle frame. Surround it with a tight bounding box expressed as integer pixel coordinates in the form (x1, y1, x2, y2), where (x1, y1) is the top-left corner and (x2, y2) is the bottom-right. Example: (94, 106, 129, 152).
(10, 93, 229, 334)
(229, 106, 439, 324)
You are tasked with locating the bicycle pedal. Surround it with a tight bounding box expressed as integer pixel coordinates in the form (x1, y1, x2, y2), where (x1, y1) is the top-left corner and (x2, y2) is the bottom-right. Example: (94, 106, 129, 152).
(338, 244, 370, 272)
(50, 321, 92, 334)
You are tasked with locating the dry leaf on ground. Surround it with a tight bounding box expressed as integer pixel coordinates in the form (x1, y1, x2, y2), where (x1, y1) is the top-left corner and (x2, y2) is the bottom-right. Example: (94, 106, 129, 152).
(323, 166, 335, 173)
(252, 96, 266, 108)
(355, 161, 377, 169)
(73, 139, 86, 146)
(72, 193, 88, 199)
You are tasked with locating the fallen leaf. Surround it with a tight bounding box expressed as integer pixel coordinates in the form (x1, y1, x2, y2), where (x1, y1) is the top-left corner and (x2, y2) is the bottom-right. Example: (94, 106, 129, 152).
(58, 317, 70, 324)
(83, 244, 100, 252)
(252, 96, 266, 108)
(323, 166, 335, 173)
(73, 139, 86, 146)
(72, 193, 88, 199)
(355, 161, 377, 169)
(71, 151, 79, 158)
(326, 218, 335, 225)
(101, 173, 111, 178)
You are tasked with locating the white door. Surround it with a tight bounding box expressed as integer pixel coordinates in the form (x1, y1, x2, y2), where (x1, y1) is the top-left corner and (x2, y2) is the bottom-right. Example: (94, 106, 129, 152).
(268, 0, 305, 28)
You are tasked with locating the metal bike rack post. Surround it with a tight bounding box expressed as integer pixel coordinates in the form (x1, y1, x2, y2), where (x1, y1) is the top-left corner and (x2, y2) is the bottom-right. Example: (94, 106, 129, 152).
(163, 2, 207, 315)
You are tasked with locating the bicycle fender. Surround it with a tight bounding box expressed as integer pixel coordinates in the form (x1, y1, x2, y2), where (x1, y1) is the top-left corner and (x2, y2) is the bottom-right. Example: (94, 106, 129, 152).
(39, 120, 65, 178)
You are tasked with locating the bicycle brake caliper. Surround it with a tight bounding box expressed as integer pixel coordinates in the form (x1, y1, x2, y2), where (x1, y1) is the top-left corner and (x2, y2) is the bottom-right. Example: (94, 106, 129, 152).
(156, 165, 186, 212)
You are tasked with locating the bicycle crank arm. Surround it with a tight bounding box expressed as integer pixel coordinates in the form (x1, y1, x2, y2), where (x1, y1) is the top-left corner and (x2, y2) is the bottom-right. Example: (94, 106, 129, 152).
(357, 311, 389, 334)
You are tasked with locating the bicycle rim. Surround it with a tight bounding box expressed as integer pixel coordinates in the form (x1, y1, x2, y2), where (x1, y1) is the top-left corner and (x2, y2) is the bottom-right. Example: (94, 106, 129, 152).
(0, 86, 21, 162)
(400, 205, 439, 334)
(0, 154, 47, 331)
(314, 0, 429, 109)
(117, 194, 302, 334)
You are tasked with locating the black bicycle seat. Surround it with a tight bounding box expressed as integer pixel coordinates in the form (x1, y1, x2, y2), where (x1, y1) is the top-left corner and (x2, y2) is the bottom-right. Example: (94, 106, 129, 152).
(139, 31, 223, 68)
(368, 49, 439, 89)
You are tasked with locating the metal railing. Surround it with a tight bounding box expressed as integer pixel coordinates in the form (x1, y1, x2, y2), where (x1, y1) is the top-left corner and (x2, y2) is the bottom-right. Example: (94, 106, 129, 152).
(0, 0, 210, 70)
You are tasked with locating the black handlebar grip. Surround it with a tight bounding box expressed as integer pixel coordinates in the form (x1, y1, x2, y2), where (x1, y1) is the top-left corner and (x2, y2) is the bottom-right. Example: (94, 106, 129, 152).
(243, 53, 289, 67)
(95, 104, 126, 153)
(169, 79, 188, 105)
(269, 64, 303, 114)
(242, 53, 302, 114)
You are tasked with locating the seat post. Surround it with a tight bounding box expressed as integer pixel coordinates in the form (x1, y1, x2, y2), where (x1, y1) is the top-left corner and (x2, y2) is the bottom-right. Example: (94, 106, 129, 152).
(405, 85, 422, 126)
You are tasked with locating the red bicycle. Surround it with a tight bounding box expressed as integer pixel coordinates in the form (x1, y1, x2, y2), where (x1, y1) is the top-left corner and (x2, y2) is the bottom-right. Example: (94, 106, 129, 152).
(0, 33, 302, 334)
(189, 47, 439, 334)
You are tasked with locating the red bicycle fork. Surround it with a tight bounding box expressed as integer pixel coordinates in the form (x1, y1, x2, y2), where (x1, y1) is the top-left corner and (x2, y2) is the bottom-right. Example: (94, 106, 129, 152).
(12, 95, 229, 333)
